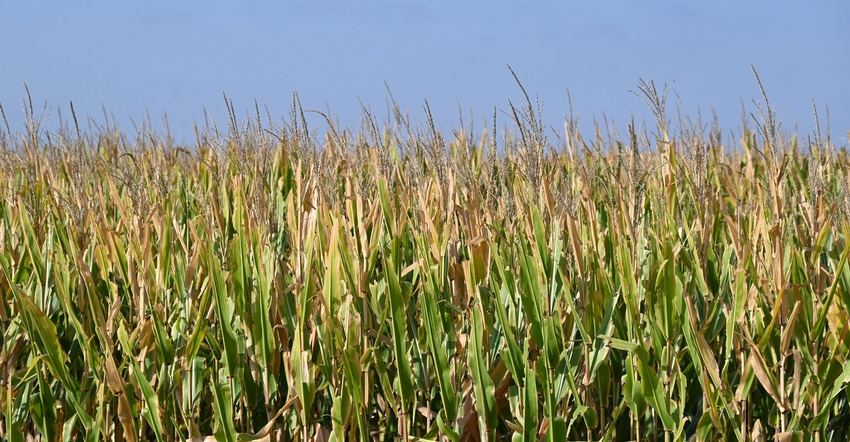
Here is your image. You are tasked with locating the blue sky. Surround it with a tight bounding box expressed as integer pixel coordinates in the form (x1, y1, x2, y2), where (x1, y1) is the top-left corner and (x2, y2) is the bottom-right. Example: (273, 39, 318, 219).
(1, 1, 848, 145)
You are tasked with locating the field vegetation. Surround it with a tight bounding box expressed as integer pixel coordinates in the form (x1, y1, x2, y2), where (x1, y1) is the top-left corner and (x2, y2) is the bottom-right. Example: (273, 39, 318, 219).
(1, 73, 850, 441)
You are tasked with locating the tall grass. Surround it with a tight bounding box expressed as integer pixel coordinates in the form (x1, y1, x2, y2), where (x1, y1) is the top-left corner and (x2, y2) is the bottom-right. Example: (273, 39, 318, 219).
(1, 80, 849, 441)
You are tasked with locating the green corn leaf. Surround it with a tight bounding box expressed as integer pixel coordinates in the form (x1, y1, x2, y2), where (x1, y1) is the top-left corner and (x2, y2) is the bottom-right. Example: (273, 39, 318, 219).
(230, 188, 252, 312)
(17, 196, 45, 284)
(492, 284, 525, 387)
(117, 322, 166, 442)
(4, 282, 93, 432)
(292, 337, 315, 426)
(420, 269, 458, 419)
(654, 247, 679, 340)
(523, 356, 538, 442)
(211, 370, 237, 442)
(377, 179, 395, 237)
(340, 349, 363, 404)
(588, 292, 619, 378)
(383, 243, 414, 410)
(330, 391, 350, 442)
(812, 359, 850, 429)
(517, 240, 544, 348)
(531, 205, 551, 278)
(437, 409, 461, 442)
(468, 306, 498, 431)
(33, 365, 57, 442)
(813, 236, 850, 338)
(550, 417, 567, 442)
(5, 379, 23, 442)
(634, 345, 675, 431)
(599, 335, 639, 352)
(207, 249, 240, 380)
(151, 306, 175, 365)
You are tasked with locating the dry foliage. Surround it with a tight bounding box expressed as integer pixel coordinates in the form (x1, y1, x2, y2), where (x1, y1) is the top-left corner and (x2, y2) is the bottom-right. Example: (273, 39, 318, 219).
(1, 79, 849, 441)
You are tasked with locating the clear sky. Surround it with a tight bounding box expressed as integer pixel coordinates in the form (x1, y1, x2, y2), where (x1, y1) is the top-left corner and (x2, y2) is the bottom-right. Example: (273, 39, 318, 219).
(1, 0, 848, 146)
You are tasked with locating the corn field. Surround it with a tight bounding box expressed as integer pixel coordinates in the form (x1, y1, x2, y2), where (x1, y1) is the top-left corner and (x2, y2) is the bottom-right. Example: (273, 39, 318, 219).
(1, 81, 850, 441)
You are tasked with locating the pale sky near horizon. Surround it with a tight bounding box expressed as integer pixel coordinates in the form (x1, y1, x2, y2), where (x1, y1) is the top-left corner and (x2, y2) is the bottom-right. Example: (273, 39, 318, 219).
(1, 1, 848, 147)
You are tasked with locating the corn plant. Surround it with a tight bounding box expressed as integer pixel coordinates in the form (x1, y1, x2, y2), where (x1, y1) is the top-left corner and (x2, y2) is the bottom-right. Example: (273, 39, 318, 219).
(0, 82, 849, 441)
